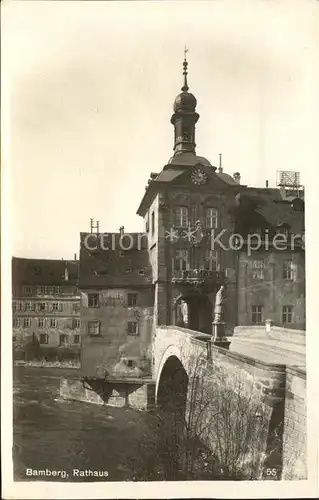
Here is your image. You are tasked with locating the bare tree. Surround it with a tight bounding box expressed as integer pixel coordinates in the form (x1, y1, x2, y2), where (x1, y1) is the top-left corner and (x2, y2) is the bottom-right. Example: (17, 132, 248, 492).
(133, 337, 273, 481)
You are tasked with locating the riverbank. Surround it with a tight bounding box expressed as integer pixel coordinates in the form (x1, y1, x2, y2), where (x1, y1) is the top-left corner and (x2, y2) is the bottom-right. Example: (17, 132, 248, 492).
(14, 360, 80, 369)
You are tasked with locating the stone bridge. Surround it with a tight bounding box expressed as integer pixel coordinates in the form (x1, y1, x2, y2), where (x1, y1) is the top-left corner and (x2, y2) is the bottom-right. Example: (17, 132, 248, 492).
(153, 325, 306, 480)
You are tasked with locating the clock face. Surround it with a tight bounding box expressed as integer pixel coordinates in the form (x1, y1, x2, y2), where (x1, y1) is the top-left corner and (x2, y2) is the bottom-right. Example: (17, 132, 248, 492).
(191, 167, 208, 186)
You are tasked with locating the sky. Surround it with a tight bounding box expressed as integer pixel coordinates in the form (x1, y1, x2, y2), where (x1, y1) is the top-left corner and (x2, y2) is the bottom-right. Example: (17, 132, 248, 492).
(3, 0, 317, 259)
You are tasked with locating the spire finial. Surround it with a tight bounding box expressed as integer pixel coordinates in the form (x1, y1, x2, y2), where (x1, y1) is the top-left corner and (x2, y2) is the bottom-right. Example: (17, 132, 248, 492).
(182, 46, 189, 92)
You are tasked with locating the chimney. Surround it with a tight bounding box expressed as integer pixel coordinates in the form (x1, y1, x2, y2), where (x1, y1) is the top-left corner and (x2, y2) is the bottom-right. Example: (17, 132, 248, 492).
(233, 172, 241, 184)
(74, 253, 77, 261)
(266, 180, 269, 188)
(218, 153, 223, 174)
(119, 226, 124, 236)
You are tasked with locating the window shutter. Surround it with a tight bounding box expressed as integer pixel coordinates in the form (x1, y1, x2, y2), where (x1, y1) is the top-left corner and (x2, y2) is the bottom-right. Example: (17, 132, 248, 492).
(59, 303, 63, 312)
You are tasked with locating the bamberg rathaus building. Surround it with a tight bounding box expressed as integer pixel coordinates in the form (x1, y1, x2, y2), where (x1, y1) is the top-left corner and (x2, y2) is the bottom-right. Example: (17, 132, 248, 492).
(79, 55, 305, 383)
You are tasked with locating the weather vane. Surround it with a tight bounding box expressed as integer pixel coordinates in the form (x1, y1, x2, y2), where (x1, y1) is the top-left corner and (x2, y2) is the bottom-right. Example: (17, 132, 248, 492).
(182, 46, 189, 91)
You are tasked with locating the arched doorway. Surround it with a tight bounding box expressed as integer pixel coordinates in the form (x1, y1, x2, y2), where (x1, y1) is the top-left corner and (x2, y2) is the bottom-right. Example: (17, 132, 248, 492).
(174, 294, 213, 334)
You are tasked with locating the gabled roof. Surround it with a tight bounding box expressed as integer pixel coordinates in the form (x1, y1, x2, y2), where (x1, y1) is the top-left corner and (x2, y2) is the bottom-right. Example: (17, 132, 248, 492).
(12, 257, 79, 286)
(79, 232, 152, 289)
(137, 152, 240, 216)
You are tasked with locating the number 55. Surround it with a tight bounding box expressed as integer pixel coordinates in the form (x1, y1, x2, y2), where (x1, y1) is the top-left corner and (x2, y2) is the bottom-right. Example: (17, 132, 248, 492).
(266, 468, 277, 476)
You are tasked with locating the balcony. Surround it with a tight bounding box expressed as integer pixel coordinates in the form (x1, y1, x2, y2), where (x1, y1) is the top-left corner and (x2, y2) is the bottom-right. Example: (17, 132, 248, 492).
(171, 269, 225, 285)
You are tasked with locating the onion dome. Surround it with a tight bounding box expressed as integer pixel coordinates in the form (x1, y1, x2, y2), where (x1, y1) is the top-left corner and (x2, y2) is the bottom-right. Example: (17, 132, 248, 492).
(173, 91, 197, 112)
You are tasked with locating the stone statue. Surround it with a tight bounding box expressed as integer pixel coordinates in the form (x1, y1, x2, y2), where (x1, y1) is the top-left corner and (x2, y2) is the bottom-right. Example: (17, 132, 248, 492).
(214, 285, 225, 323)
(181, 299, 188, 325)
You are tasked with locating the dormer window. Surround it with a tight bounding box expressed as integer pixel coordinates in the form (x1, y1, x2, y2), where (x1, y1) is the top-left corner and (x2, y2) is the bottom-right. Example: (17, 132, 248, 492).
(291, 198, 304, 211)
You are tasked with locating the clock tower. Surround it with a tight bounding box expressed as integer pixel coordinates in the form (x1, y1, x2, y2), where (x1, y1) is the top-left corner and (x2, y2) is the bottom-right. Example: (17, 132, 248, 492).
(171, 50, 199, 155)
(137, 51, 239, 342)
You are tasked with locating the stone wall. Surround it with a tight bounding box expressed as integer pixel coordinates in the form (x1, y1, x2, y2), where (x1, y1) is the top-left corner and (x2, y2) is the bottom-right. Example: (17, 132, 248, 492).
(154, 325, 307, 478)
(282, 366, 307, 479)
(81, 288, 154, 379)
(60, 377, 155, 410)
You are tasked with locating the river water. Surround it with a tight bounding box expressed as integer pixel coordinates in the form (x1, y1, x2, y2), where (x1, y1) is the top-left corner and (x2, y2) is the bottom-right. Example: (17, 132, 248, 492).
(13, 367, 159, 482)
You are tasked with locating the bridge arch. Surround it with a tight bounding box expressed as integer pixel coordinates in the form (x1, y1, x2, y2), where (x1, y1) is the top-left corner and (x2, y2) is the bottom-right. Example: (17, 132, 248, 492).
(155, 345, 188, 416)
(157, 355, 188, 416)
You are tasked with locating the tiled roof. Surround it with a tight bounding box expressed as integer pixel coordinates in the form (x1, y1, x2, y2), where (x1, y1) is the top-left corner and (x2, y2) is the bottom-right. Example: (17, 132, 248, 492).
(235, 188, 305, 235)
(79, 232, 153, 288)
(167, 152, 214, 168)
(12, 257, 79, 286)
(216, 172, 239, 186)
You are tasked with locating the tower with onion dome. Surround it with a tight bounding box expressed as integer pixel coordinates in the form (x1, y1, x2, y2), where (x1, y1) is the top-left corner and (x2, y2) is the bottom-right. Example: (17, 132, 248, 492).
(170, 49, 200, 155)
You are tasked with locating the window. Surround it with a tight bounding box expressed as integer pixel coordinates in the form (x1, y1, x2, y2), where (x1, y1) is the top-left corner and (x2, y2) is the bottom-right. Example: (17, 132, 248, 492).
(174, 249, 189, 271)
(73, 319, 81, 329)
(38, 302, 46, 311)
(40, 333, 49, 345)
(282, 305, 293, 324)
(128, 321, 138, 336)
(205, 208, 219, 229)
(74, 334, 80, 344)
(52, 302, 62, 312)
(175, 206, 188, 228)
(38, 286, 60, 295)
(13, 318, 20, 327)
(128, 293, 138, 307)
(24, 302, 32, 311)
(252, 306, 263, 324)
(127, 360, 136, 368)
(189, 206, 197, 226)
(88, 293, 99, 308)
(204, 249, 219, 271)
(146, 213, 150, 233)
(59, 334, 67, 346)
(88, 320, 100, 336)
(23, 318, 31, 328)
(283, 260, 293, 280)
(138, 269, 145, 275)
(151, 211, 155, 235)
(24, 286, 32, 295)
(38, 318, 45, 327)
(252, 260, 264, 280)
(50, 318, 57, 328)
